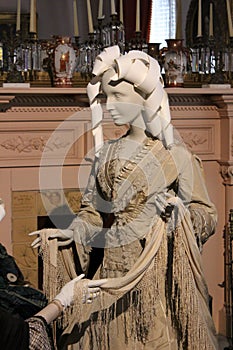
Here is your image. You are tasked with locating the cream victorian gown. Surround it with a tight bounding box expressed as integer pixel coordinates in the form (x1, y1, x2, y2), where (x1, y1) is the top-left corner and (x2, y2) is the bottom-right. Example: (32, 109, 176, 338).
(45, 133, 218, 350)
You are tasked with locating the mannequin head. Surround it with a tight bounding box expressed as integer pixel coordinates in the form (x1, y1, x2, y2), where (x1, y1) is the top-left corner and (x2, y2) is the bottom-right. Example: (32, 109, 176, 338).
(102, 67, 146, 128)
(87, 46, 174, 154)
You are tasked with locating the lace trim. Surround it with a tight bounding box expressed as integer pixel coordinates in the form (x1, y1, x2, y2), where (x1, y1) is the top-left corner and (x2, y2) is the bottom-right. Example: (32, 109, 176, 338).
(97, 137, 160, 207)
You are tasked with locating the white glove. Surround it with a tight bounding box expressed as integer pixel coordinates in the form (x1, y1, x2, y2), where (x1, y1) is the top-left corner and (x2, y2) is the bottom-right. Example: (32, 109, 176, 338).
(55, 274, 85, 308)
(0, 203, 6, 221)
(29, 228, 74, 248)
(55, 274, 108, 308)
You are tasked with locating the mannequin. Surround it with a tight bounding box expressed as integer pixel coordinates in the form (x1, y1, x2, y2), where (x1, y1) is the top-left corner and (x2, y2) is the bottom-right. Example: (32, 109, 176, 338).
(0, 198, 106, 350)
(30, 47, 219, 349)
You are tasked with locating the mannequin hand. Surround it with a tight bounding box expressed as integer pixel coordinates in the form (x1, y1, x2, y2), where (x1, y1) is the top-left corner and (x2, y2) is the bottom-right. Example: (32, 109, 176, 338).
(156, 193, 186, 222)
(156, 193, 175, 221)
(55, 275, 108, 308)
(0, 203, 6, 221)
(166, 195, 183, 207)
(29, 228, 73, 248)
(83, 278, 108, 304)
(166, 195, 187, 218)
(156, 193, 188, 234)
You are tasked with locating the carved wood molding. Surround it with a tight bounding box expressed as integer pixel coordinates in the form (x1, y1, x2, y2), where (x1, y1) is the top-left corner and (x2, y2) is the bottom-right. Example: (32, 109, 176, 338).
(0, 95, 15, 104)
(168, 94, 214, 106)
(0, 123, 86, 167)
(0, 93, 89, 112)
(9, 106, 85, 113)
(211, 95, 233, 110)
(170, 105, 217, 113)
(0, 135, 70, 154)
(178, 130, 207, 149)
(220, 163, 233, 185)
(174, 125, 218, 160)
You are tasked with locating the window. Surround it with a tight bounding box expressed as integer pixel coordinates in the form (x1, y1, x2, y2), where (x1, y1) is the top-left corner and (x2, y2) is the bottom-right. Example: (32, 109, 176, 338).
(149, 0, 176, 48)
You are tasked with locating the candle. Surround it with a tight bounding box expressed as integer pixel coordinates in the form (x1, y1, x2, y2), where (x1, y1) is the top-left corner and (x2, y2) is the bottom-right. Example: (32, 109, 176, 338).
(87, 0, 94, 33)
(175, 0, 182, 39)
(136, 0, 140, 32)
(209, 2, 213, 37)
(73, 0, 79, 36)
(197, 0, 202, 37)
(29, 0, 37, 33)
(120, 0, 123, 23)
(16, 0, 21, 32)
(98, 0, 103, 19)
(111, 0, 116, 15)
(226, 0, 233, 37)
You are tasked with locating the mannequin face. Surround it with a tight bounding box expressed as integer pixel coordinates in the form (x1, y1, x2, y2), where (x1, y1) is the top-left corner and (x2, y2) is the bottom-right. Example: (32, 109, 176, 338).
(102, 68, 145, 126)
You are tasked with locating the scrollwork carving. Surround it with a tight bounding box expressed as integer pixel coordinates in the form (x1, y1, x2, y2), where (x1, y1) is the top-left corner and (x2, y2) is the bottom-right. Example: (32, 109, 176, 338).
(0, 135, 70, 153)
(179, 131, 207, 149)
(220, 164, 233, 185)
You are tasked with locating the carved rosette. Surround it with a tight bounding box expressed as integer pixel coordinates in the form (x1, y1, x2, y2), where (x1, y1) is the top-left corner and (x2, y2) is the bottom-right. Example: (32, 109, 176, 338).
(220, 164, 233, 185)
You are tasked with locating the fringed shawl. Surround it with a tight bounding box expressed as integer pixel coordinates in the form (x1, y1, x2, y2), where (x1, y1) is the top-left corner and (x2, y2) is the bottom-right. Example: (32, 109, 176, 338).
(40, 203, 218, 350)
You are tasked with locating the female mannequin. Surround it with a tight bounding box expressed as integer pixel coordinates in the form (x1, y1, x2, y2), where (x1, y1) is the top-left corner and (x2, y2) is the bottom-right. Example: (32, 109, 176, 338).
(31, 46, 219, 349)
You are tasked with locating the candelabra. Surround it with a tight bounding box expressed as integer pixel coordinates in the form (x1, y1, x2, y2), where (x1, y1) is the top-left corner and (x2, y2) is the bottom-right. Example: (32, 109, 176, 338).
(77, 33, 101, 80)
(126, 31, 147, 53)
(1, 24, 42, 85)
(2, 27, 24, 83)
(102, 14, 125, 52)
(75, 14, 126, 81)
(189, 32, 233, 86)
(226, 37, 233, 84)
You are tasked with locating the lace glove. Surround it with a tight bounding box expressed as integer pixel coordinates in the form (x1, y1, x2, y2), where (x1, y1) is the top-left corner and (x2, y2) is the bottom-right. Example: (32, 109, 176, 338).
(0, 203, 6, 221)
(29, 228, 74, 248)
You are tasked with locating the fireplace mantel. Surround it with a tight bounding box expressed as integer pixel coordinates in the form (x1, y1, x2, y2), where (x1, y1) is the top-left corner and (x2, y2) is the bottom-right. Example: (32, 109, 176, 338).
(0, 86, 233, 112)
(0, 87, 232, 334)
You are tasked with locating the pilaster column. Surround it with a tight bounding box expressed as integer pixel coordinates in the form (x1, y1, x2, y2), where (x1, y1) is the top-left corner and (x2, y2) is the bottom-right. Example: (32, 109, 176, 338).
(212, 94, 233, 220)
(213, 94, 233, 338)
